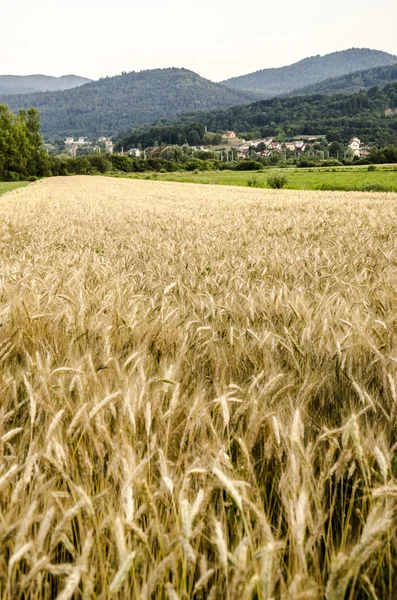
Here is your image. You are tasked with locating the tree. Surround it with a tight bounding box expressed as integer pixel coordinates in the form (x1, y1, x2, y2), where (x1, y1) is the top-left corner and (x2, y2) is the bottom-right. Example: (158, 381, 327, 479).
(0, 104, 50, 180)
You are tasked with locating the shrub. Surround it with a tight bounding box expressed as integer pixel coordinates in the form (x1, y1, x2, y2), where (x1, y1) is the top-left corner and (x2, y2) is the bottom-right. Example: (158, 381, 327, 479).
(267, 171, 289, 189)
(368, 164, 377, 172)
(185, 159, 205, 171)
(234, 160, 263, 171)
(88, 155, 111, 174)
(321, 159, 343, 167)
(109, 155, 135, 172)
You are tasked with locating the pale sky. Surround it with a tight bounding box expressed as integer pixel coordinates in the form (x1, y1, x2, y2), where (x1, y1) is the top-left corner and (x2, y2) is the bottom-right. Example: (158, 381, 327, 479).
(2, 0, 397, 82)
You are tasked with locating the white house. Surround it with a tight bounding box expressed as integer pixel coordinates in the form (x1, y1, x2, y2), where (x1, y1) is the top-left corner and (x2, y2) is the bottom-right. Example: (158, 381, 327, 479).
(105, 140, 114, 154)
(348, 137, 361, 156)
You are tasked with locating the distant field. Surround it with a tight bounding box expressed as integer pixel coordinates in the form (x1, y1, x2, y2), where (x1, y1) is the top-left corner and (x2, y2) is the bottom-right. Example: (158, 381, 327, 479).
(0, 181, 30, 196)
(115, 164, 397, 192)
(1, 176, 397, 598)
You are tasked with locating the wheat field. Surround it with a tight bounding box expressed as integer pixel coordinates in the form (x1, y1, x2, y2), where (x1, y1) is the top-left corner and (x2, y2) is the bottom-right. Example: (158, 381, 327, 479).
(1, 175, 397, 599)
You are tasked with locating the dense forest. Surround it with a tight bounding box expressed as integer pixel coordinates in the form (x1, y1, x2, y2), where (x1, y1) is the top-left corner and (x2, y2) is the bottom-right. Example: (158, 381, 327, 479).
(291, 63, 397, 96)
(221, 48, 397, 98)
(0, 69, 256, 137)
(0, 74, 91, 95)
(116, 83, 397, 149)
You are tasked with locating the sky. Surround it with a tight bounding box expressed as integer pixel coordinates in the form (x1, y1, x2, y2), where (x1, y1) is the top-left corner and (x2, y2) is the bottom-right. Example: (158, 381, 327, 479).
(2, 0, 397, 82)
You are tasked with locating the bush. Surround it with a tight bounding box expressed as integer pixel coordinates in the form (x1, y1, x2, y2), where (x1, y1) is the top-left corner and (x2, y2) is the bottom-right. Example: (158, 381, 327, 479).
(267, 171, 289, 189)
(6, 171, 22, 182)
(368, 164, 377, 172)
(234, 160, 263, 171)
(321, 159, 343, 167)
(88, 155, 111, 174)
(297, 159, 318, 168)
(109, 155, 135, 173)
(185, 159, 206, 171)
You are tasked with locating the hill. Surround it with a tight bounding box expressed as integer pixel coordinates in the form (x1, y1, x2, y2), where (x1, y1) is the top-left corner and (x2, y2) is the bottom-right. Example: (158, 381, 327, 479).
(0, 74, 91, 95)
(221, 48, 397, 98)
(0, 69, 256, 137)
(115, 82, 397, 149)
(291, 63, 397, 96)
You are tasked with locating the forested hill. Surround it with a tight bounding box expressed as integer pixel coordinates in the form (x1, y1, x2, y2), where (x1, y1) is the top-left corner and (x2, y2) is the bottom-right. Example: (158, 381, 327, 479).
(115, 82, 397, 149)
(221, 49, 397, 98)
(0, 69, 256, 137)
(0, 74, 91, 95)
(291, 63, 397, 96)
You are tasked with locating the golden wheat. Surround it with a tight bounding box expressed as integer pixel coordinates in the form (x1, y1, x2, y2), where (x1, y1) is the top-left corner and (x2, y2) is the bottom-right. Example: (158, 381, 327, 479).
(0, 176, 397, 598)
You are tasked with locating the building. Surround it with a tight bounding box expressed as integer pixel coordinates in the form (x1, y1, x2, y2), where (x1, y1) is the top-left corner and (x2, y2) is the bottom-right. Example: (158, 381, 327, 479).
(105, 140, 114, 154)
(348, 137, 361, 156)
(270, 141, 282, 151)
(224, 131, 237, 139)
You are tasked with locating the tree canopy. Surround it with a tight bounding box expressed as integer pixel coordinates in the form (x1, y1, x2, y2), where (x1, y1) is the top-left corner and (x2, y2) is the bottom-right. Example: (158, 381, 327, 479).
(0, 105, 50, 180)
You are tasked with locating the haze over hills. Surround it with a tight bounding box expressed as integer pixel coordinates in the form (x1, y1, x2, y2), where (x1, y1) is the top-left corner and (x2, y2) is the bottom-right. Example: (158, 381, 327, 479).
(0, 68, 256, 136)
(221, 48, 397, 98)
(0, 74, 92, 95)
(288, 63, 397, 97)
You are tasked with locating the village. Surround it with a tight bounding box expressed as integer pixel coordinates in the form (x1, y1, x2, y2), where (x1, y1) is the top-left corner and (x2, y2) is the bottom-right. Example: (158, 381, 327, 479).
(64, 135, 115, 156)
(221, 131, 370, 160)
(61, 131, 370, 164)
(118, 133, 371, 162)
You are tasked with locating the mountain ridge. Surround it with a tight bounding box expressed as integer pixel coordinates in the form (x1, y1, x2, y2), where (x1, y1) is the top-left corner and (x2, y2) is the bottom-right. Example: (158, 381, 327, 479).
(0, 68, 257, 136)
(0, 74, 92, 95)
(287, 62, 397, 97)
(221, 48, 397, 98)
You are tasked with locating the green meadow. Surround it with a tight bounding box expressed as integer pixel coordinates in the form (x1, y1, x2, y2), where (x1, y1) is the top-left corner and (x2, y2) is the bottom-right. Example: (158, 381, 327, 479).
(114, 165, 397, 192)
(0, 181, 30, 196)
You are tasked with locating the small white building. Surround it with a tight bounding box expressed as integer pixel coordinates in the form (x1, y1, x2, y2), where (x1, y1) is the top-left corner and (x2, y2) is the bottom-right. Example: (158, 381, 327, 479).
(105, 140, 114, 154)
(348, 137, 361, 156)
